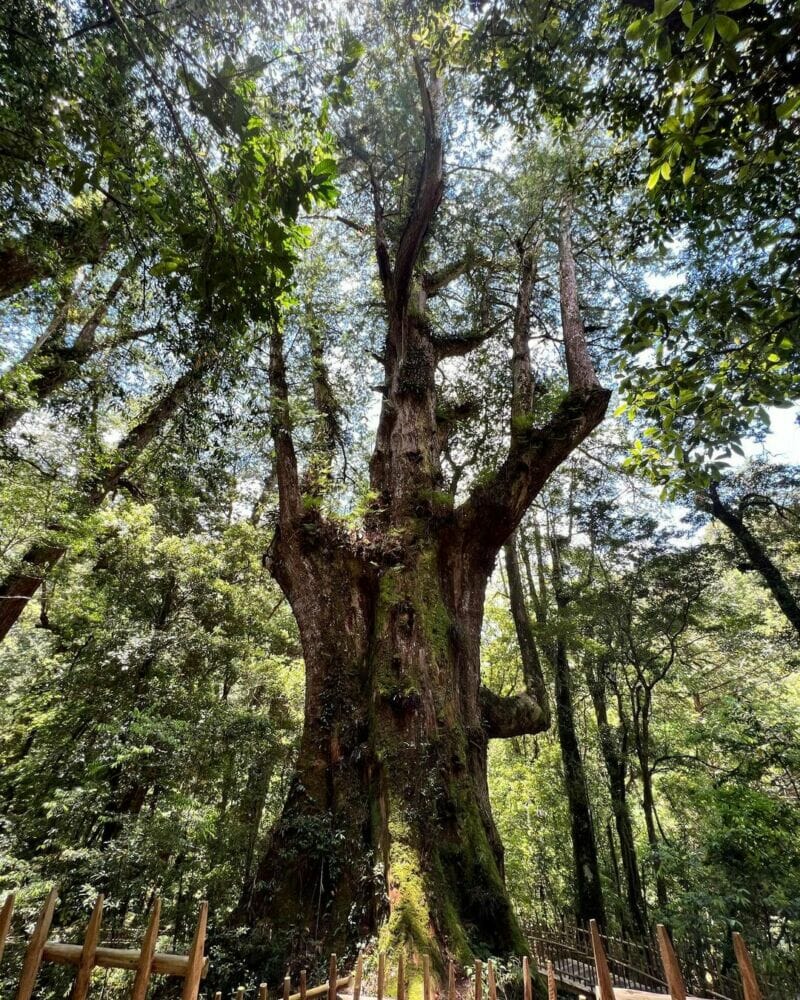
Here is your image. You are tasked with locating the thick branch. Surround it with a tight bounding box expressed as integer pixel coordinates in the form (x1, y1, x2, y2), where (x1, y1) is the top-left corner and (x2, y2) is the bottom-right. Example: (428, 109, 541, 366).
(392, 57, 444, 309)
(511, 240, 538, 426)
(504, 531, 550, 720)
(480, 686, 549, 739)
(456, 385, 611, 564)
(707, 482, 800, 636)
(269, 325, 301, 527)
(559, 201, 601, 391)
(423, 254, 485, 297)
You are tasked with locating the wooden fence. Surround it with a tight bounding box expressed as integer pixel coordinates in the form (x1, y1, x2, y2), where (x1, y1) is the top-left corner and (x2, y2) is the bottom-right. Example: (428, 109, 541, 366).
(0, 890, 774, 1000)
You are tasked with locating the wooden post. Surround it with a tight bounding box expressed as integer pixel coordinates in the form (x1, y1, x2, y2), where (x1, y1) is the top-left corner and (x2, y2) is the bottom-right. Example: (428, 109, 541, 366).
(71, 893, 104, 1000)
(732, 933, 763, 1000)
(590, 919, 615, 1000)
(260, 984, 269, 1000)
(132, 897, 161, 1000)
(447, 961, 455, 1000)
(522, 956, 532, 1000)
(328, 954, 338, 1000)
(16, 886, 59, 1000)
(300, 970, 308, 1000)
(214, 992, 222, 1000)
(397, 950, 405, 1000)
(487, 960, 496, 1000)
(546, 961, 556, 1000)
(353, 955, 363, 1000)
(284, 974, 291, 1000)
(474, 959, 482, 1000)
(181, 901, 208, 1000)
(0, 893, 15, 968)
(236, 989, 245, 1000)
(656, 925, 686, 1000)
(378, 952, 386, 1000)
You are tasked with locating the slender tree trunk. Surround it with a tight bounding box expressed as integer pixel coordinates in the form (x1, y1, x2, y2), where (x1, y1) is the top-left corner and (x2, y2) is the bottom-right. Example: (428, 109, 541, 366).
(586, 663, 649, 939)
(633, 698, 668, 911)
(0, 360, 208, 640)
(708, 483, 800, 636)
(0, 260, 135, 432)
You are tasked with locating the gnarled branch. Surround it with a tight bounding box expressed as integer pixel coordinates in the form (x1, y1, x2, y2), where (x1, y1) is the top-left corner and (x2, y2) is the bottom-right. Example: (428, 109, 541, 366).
(480, 686, 549, 739)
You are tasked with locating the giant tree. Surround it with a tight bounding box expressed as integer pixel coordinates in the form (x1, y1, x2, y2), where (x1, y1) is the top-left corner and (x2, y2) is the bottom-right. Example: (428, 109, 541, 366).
(236, 30, 612, 974)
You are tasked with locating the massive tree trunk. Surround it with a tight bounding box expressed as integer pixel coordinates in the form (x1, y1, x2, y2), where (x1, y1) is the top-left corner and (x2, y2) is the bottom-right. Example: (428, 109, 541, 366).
(238, 56, 610, 982)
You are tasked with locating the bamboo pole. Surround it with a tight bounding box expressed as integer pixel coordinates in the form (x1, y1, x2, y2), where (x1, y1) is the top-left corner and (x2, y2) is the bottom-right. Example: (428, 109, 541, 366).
(590, 919, 615, 1000)
(16, 886, 59, 1000)
(328, 954, 338, 1000)
(0, 893, 15, 968)
(522, 956, 532, 1000)
(378, 952, 386, 1000)
(447, 961, 455, 1000)
(487, 960, 496, 1000)
(656, 925, 686, 1000)
(546, 961, 556, 1000)
(474, 960, 482, 1000)
(181, 901, 208, 1000)
(732, 932, 763, 1000)
(71, 893, 104, 1000)
(353, 955, 363, 1000)
(131, 897, 161, 1000)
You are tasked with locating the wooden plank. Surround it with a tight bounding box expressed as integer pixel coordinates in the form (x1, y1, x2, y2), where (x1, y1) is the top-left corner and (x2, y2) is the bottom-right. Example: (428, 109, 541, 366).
(448, 961, 455, 1000)
(590, 919, 615, 1000)
(522, 956, 532, 1000)
(487, 960, 496, 1000)
(181, 900, 208, 1000)
(546, 961, 556, 1000)
(397, 951, 405, 1000)
(132, 897, 161, 1000)
(353, 955, 363, 1000)
(16, 886, 59, 1000)
(732, 932, 762, 1000)
(0, 892, 15, 968)
(378, 952, 386, 1000)
(656, 926, 686, 1000)
(71, 893, 104, 1000)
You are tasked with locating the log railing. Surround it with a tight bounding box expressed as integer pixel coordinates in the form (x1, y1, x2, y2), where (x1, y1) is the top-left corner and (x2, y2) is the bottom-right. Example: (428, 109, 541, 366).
(0, 889, 208, 1000)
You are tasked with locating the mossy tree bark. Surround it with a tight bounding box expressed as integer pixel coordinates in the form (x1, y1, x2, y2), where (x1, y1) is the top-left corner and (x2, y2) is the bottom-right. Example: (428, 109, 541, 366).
(239, 56, 610, 983)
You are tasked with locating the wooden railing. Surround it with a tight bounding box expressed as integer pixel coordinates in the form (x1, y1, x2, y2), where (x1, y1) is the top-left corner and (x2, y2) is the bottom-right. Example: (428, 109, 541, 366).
(527, 922, 776, 1000)
(0, 889, 207, 999)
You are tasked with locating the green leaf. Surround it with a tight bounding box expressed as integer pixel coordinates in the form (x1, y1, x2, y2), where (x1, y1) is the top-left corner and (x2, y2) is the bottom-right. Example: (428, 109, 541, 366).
(776, 93, 800, 120)
(625, 18, 648, 41)
(716, 0, 750, 9)
(661, 161, 672, 180)
(647, 167, 662, 190)
(681, 1, 695, 27)
(714, 14, 740, 41)
(682, 161, 696, 184)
